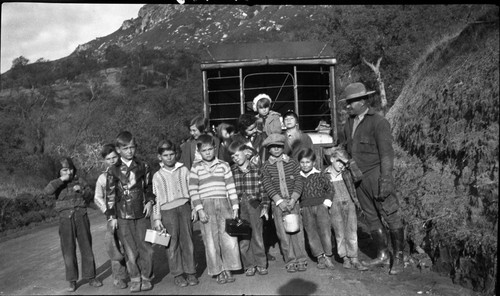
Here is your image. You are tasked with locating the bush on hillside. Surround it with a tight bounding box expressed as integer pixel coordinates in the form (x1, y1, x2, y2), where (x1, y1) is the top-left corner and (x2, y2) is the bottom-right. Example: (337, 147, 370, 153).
(389, 9, 498, 295)
(0, 194, 57, 233)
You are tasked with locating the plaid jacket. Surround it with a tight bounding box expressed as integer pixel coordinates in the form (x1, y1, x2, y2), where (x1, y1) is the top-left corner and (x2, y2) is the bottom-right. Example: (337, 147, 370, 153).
(231, 162, 270, 208)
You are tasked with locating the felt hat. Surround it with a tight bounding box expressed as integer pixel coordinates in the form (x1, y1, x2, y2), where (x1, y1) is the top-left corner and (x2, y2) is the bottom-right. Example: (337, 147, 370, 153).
(252, 93, 272, 112)
(262, 133, 286, 147)
(339, 82, 375, 102)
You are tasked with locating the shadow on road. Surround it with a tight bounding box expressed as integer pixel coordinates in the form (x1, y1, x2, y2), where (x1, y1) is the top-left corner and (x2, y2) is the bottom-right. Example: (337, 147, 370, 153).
(277, 278, 318, 295)
(77, 259, 112, 287)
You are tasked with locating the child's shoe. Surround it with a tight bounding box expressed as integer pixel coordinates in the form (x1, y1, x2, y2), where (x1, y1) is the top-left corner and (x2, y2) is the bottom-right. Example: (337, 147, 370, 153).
(324, 255, 335, 270)
(224, 270, 235, 283)
(297, 261, 307, 272)
(286, 263, 297, 273)
(245, 267, 256, 276)
(351, 258, 369, 271)
(113, 279, 127, 289)
(216, 272, 227, 284)
(256, 266, 268, 275)
(174, 275, 188, 287)
(67, 281, 77, 292)
(343, 257, 353, 269)
(129, 281, 141, 293)
(186, 274, 199, 286)
(89, 278, 102, 287)
(317, 254, 327, 269)
(141, 280, 153, 291)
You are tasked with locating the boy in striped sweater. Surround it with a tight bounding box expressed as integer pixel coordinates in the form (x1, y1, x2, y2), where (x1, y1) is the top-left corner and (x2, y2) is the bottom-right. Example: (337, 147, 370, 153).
(189, 134, 242, 284)
(260, 133, 307, 273)
(151, 140, 199, 287)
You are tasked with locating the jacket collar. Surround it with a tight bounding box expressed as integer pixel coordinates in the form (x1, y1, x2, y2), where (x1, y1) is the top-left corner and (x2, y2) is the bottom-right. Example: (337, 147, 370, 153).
(268, 154, 290, 164)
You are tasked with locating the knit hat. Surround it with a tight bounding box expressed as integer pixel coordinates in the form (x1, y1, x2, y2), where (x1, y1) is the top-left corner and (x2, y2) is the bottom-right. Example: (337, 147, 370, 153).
(252, 93, 272, 112)
(262, 133, 286, 147)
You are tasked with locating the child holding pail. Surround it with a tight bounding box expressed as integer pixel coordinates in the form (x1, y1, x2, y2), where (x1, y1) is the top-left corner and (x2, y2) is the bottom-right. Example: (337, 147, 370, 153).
(260, 133, 308, 273)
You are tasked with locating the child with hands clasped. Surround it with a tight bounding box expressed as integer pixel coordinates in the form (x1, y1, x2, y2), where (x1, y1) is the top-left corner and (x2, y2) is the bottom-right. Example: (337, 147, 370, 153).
(105, 131, 156, 292)
(189, 134, 242, 284)
(324, 146, 368, 271)
(260, 133, 308, 273)
(298, 148, 336, 270)
(151, 140, 199, 287)
(44, 157, 102, 292)
(228, 141, 270, 277)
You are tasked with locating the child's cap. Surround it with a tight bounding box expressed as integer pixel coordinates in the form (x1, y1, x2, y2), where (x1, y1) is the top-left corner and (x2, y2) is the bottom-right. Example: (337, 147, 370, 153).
(252, 93, 272, 112)
(262, 133, 286, 147)
(283, 110, 299, 121)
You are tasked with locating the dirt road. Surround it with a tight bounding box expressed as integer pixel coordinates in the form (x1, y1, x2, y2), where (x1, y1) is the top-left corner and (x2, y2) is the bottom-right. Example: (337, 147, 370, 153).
(0, 209, 479, 296)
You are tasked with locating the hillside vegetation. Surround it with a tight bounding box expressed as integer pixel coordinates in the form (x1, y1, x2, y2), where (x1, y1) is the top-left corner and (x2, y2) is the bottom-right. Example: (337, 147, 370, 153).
(0, 4, 497, 295)
(387, 8, 498, 294)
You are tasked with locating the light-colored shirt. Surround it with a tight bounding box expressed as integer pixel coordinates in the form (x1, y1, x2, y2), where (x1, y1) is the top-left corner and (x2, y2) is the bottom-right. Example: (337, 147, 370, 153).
(189, 158, 239, 212)
(94, 172, 107, 214)
(152, 162, 190, 220)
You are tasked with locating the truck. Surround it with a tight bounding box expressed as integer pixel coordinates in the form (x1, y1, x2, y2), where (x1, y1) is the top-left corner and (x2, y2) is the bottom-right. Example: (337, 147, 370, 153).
(200, 41, 338, 168)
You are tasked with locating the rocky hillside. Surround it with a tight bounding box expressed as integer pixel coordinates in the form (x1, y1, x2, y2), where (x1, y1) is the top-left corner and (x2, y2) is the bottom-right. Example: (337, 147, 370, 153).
(74, 5, 319, 57)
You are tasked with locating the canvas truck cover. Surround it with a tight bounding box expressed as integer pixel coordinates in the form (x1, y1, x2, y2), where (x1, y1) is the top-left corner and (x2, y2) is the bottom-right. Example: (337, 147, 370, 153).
(200, 41, 336, 69)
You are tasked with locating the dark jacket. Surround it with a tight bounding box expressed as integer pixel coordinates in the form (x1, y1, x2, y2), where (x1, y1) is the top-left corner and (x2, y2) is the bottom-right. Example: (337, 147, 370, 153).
(342, 108, 394, 176)
(105, 158, 156, 220)
(44, 176, 92, 218)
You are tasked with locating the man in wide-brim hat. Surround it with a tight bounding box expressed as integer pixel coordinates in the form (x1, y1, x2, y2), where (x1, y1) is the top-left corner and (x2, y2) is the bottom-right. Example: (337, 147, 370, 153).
(339, 82, 405, 275)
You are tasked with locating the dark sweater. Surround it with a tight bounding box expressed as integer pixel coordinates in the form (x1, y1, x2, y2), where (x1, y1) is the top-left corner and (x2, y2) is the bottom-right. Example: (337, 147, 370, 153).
(300, 170, 333, 207)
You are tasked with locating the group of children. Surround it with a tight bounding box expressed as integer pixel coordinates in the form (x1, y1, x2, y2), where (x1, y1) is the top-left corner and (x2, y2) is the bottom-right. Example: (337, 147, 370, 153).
(45, 93, 369, 293)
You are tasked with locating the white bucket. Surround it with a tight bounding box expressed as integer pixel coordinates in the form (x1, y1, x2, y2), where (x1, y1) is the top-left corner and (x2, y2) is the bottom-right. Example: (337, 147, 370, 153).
(283, 213, 300, 233)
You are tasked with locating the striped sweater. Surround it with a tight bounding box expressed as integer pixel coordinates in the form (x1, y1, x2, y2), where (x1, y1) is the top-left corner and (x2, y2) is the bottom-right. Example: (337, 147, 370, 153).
(261, 154, 303, 203)
(152, 162, 191, 220)
(189, 158, 239, 211)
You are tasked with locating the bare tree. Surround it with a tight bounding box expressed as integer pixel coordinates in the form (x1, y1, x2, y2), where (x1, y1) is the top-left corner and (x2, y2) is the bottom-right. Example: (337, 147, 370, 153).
(362, 57, 388, 115)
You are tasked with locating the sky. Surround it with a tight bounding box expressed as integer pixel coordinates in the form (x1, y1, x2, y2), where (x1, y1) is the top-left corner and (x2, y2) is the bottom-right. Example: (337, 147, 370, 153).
(1, 3, 145, 74)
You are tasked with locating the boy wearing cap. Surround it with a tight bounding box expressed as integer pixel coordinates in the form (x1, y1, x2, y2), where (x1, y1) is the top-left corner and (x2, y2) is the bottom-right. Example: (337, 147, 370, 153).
(260, 133, 308, 273)
(252, 93, 283, 137)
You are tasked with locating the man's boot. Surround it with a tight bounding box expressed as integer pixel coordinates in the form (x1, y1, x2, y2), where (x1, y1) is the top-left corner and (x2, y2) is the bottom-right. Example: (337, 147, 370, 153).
(389, 228, 405, 275)
(361, 228, 390, 266)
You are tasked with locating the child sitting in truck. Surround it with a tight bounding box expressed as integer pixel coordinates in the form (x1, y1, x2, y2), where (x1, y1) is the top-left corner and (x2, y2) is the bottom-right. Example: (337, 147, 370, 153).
(252, 93, 283, 137)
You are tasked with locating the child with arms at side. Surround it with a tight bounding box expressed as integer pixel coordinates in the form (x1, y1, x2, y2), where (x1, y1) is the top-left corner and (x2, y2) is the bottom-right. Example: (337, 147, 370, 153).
(105, 131, 156, 292)
(151, 140, 199, 287)
(228, 140, 270, 277)
(189, 134, 242, 284)
(93, 144, 128, 289)
(324, 147, 368, 271)
(297, 148, 336, 270)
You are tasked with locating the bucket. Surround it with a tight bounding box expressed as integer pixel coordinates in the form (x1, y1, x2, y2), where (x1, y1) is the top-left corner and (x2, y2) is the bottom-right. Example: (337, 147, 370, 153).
(282, 213, 300, 233)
